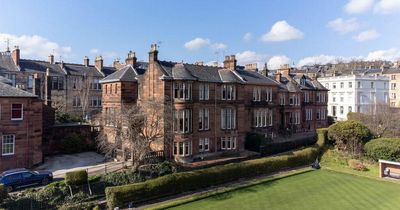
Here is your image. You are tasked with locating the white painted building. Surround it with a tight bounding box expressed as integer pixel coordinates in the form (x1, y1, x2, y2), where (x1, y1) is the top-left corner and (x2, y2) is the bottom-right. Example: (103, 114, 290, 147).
(318, 75, 389, 121)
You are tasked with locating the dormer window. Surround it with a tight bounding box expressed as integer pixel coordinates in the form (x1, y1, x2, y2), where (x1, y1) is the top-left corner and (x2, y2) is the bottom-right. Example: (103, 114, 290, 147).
(174, 82, 192, 100)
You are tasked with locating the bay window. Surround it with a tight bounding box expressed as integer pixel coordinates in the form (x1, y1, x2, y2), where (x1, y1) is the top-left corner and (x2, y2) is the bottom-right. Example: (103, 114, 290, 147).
(173, 141, 192, 156)
(174, 82, 192, 100)
(290, 112, 300, 124)
(254, 109, 273, 127)
(221, 108, 236, 130)
(173, 109, 192, 133)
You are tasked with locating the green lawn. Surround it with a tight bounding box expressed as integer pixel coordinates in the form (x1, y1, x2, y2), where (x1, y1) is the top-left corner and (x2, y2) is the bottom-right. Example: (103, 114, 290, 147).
(164, 170, 400, 210)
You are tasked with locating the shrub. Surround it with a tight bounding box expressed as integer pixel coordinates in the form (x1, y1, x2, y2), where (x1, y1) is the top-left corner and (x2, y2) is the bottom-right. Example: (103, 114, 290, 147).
(65, 170, 88, 186)
(0, 184, 7, 203)
(106, 146, 320, 208)
(364, 138, 400, 161)
(245, 132, 269, 152)
(348, 159, 367, 171)
(102, 170, 146, 186)
(56, 112, 86, 123)
(316, 128, 328, 148)
(328, 120, 371, 155)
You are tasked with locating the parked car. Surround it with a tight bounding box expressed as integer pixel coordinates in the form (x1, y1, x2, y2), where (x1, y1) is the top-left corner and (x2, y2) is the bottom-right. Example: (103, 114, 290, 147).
(0, 168, 53, 192)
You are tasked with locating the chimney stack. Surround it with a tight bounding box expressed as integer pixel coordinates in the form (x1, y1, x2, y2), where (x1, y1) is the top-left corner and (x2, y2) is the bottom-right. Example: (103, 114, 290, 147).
(262, 63, 269, 77)
(59, 61, 65, 69)
(83, 56, 90, 67)
(125, 50, 137, 66)
(95, 56, 103, 71)
(223, 55, 237, 70)
(275, 73, 282, 82)
(149, 44, 158, 63)
(48, 54, 54, 64)
(279, 64, 290, 76)
(12, 46, 20, 66)
(195, 61, 204, 66)
(245, 63, 258, 71)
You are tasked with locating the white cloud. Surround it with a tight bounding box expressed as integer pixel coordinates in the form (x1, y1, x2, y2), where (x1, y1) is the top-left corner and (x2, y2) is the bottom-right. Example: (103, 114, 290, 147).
(353, 29, 380, 42)
(0, 33, 72, 59)
(90, 48, 99, 54)
(235, 51, 268, 66)
(267, 56, 290, 69)
(345, 0, 374, 14)
(89, 48, 118, 60)
(211, 43, 227, 50)
(297, 55, 352, 67)
(374, 0, 400, 14)
(366, 48, 400, 61)
(327, 18, 360, 35)
(261, 20, 304, 42)
(243, 32, 252, 42)
(184, 38, 210, 50)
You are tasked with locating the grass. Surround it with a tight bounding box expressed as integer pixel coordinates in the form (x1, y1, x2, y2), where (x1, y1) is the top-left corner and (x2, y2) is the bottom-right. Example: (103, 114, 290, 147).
(160, 169, 400, 210)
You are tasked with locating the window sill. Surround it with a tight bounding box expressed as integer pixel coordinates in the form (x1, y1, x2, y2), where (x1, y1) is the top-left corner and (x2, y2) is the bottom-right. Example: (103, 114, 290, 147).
(2, 153, 15, 156)
(11, 118, 23, 121)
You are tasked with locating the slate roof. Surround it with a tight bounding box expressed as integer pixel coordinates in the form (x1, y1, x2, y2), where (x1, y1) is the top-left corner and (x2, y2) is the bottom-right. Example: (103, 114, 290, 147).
(235, 69, 276, 85)
(0, 76, 12, 85)
(0, 82, 38, 97)
(383, 68, 400, 74)
(0, 52, 19, 72)
(277, 74, 328, 93)
(100, 65, 139, 83)
(19, 59, 64, 75)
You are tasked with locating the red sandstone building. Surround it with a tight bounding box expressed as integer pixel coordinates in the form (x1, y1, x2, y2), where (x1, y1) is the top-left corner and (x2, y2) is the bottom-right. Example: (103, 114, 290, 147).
(100, 45, 328, 163)
(0, 77, 43, 171)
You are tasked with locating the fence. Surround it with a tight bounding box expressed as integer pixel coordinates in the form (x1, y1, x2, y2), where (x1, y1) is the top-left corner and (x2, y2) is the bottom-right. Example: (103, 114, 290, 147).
(53, 160, 132, 178)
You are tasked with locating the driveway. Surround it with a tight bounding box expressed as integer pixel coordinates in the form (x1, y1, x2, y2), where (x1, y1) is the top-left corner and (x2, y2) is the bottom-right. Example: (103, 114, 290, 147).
(35, 152, 107, 178)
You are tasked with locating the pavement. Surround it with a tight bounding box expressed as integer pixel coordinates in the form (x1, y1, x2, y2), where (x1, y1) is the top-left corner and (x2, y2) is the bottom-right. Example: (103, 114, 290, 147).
(34, 152, 112, 178)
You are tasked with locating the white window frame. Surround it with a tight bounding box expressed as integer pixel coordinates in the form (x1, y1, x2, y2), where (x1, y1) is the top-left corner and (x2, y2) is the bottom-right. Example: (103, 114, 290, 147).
(266, 88, 273, 102)
(198, 108, 209, 130)
(199, 138, 210, 152)
(173, 109, 192, 134)
(173, 82, 192, 100)
(253, 87, 261, 101)
(199, 83, 209, 100)
(221, 108, 236, 130)
(173, 141, 192, 157)
(2, 134, 15, 156)
(221, 84, 236, 100)
(280, 95, 285, 105)
(11, 104, 23, 121)
(221, 137, 236, 150)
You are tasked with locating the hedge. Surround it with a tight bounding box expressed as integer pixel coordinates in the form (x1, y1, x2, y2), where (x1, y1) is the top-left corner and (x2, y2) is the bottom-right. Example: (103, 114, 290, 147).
(65, 170, 88, 186)
(316, 128, 328, 148)
(0, 184, 7, 203)
(106, 134, 326, 208)
(364, 138, 400, 161)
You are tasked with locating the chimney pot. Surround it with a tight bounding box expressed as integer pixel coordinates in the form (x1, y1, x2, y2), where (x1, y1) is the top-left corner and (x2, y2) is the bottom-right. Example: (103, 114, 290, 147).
(126, 51, 137, 66)
(223, 54, 237, 70)
(95, 56, 103, 71)
(11, 46, 20, 66)
(149, 44, 158, 63)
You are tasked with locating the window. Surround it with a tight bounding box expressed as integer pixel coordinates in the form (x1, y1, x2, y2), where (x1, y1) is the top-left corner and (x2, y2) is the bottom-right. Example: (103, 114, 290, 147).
(306, 109, 313, 121)
(105, 107, 116, 126)
(73, 96, 81, 107)
(199, 83, 209, 100)
(316, 109, 320, 120)
(348, 106, 352, 112)
(289, 95, 300, 106)
(333, 83, 336, 89)
(253, 87, 261, 101)
(391, 83, 396, 90)
(304, 92, 310, 103)
(280, 95, 285, 105)
(221, 108, 236, 130)
(199, 138, 209, 152)
(333, 97, 336, 102)
(340, 106, 344, 115)
(340, 82, 344, 88)
(27, 75, 33, 89)
(73, 77, 79, 89)
(371, 82, 374, 89)
(198, 108, 209, 130)
(173, 141, 192, 156)
(173, 109, 192, 134)
(90, 78, 101, 90)
(221, 137, 236, 150)
(289, 112, 300, 124)
(266, 88, 273, 102)
(392, 75, 396, 80)
(321, 109, 326, 120)
(2, 135, 15, 156)
(254, 109, 272, 127)
(6, 74, 16, 86)
(221, 84, 236, 100)
(90, 96, 102, 107)
(325, 83, 329, 89)
(348, 82, 352, 88)
(340, 97, 344, 102)
(358, 81, 361, 88)
(174, 82, 192, 100)
(51, 76, 64, 90)
(11, 104, 23, 120)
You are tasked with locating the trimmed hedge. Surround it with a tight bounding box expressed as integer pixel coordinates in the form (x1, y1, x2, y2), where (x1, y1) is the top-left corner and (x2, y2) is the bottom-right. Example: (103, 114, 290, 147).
(65, 170, 88, 186)
(0, 184, 7, 203)
(364, 138, 400, 161)
(106, 143, 324, 208)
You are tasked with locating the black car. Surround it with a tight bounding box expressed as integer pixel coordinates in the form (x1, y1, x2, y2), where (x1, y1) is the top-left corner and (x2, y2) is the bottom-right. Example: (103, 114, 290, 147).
(0, 168, 53, 192)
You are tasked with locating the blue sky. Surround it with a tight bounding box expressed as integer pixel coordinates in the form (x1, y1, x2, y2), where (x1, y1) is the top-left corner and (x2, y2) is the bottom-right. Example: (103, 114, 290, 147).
(1, 0, 400, 69)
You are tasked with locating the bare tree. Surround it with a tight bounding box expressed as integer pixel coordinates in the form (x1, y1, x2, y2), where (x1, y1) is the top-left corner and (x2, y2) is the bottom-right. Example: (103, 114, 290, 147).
(96, 98, 173, 170)
(77, 73, 93, 120)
